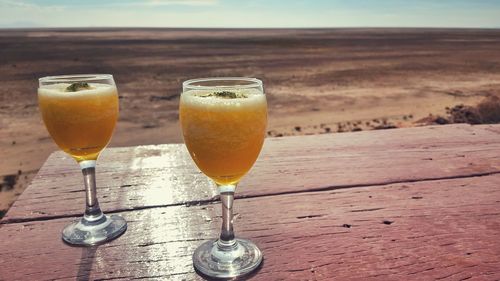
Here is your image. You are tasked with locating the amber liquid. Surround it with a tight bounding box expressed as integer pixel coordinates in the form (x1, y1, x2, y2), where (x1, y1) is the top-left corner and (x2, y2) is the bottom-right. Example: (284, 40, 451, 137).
(38, 84, 119, 162)
(180, 90, 267, 185)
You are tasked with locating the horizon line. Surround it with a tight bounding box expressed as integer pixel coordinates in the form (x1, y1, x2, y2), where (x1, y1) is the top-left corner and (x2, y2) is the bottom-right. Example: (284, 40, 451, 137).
(1, 26, 500, 30)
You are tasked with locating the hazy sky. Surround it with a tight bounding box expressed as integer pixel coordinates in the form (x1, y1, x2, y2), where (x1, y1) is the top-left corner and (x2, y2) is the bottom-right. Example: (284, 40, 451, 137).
(1, 0, 499, 28)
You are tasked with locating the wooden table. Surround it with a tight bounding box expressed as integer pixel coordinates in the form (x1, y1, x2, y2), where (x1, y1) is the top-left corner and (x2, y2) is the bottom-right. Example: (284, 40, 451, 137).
(1, 124, 500, 280)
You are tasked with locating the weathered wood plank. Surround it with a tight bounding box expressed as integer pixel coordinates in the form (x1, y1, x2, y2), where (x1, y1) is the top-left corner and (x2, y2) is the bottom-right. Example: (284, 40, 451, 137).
(4, 124, 500, 222)
(1, 174, 499, 280)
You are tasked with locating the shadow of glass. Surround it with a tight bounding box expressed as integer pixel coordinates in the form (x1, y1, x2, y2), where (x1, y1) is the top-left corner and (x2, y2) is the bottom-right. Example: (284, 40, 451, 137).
(76, 246, 99, 281)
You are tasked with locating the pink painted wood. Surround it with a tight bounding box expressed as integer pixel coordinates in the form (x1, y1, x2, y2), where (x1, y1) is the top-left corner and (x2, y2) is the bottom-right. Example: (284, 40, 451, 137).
(0, 175, 499, 280)
(1, 124, 499, 280)
(3, 124, 500, 222)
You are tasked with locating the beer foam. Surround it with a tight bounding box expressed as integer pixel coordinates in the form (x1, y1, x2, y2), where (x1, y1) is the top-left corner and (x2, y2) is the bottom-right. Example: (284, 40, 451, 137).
(38, 83, 117, 98)
(181, 88, 266, 110)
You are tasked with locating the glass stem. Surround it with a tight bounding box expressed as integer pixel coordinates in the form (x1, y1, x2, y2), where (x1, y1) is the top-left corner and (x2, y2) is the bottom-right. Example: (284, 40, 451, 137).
(218, 184, 236, 248)
(79, 160, 104, 222)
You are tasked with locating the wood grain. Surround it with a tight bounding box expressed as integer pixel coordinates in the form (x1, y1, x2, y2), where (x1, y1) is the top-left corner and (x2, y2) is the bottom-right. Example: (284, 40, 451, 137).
(1, 174, 499, 280)
(3, 124, 500, 222)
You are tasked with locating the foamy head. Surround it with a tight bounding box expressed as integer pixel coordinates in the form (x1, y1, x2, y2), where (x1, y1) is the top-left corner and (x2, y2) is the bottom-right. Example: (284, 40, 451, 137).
(38, 83, 117, 98)
(181, 88, 266, 110)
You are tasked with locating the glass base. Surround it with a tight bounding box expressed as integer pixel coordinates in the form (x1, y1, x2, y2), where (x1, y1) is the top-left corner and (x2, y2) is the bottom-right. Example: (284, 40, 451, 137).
(62, 214, 127, 246)
(193, 238, 263, 279)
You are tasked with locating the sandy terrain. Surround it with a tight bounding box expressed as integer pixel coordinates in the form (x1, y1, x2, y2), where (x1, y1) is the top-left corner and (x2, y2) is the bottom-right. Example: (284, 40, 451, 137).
(1, 28, 500, 215)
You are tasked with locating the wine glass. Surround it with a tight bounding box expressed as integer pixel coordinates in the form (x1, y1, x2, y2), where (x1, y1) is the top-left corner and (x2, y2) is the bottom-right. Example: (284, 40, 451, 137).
(179, 77, 267, 278)
(38, 74, 127, 246)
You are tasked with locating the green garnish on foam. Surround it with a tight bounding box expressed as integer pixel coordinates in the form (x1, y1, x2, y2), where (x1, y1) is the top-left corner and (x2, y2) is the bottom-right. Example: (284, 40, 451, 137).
(200, 91, 248, 99)
(66, 82, 91, 92)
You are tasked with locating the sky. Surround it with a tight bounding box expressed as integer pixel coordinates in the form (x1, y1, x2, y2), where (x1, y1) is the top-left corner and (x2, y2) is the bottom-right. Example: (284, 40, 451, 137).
(0, 0, 499, 28)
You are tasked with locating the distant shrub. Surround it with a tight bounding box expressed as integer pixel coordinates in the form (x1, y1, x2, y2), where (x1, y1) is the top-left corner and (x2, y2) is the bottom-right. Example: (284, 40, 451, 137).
(477, 95, 500, 123)
(446, 95, 500, 124)
(447, 104, 482, 124)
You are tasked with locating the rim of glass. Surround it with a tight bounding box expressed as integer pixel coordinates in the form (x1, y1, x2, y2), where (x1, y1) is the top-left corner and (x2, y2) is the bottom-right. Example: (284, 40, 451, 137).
(183, 77, 262, 90)
(39, 74, 113, 83)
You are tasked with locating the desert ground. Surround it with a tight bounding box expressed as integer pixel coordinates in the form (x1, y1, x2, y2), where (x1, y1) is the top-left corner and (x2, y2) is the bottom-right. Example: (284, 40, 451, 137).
(1, 28, 500, 216)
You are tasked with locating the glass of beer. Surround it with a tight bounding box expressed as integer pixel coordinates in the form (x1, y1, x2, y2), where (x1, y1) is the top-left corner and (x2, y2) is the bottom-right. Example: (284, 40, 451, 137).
(38, 74, 127, 246)
(180, 77, 267, 278)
